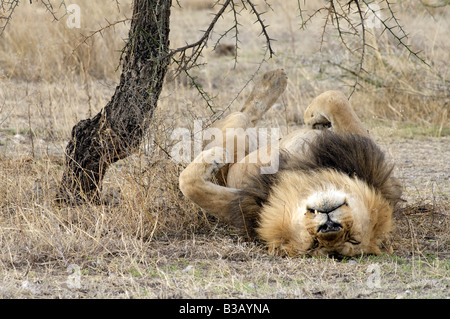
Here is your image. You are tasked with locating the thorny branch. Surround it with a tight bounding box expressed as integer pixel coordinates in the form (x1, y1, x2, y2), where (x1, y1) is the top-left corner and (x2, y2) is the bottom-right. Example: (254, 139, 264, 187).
(169, 0, 275, 74)
(169, 0, 232, 73)
(245, 0, 274, 58)
(168, 0, 276, 114)
(213, 0, 242, 68)
(298, 0, 431, 96)
(0, 0, 20, 37)
(71, 17, 133, 54)
(363, 0, 429, 66)
(1, 0, 434, 103)
(0, 0, 62, 37)
(351, 0, 367, 96)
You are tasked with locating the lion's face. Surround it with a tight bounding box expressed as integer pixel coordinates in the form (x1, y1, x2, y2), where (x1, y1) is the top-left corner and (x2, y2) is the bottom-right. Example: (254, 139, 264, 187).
(257, 171, 393, 257)
(299, 189, 368, 256)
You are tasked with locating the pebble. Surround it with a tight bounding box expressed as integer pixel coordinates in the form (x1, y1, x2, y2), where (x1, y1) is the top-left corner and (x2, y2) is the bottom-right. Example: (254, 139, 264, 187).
(13, 134, 27, 143)
(182, 265, 194, 274)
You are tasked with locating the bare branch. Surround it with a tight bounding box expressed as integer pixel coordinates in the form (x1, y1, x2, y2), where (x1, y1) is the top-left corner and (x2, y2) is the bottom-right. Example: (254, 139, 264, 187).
(168, 0, 276, 113)
(172, 57, 217, 114)
(0, 0, 19, 37)
(207, 46, 271, 127)
(349, 0, 367, 96)
(170, 0, 276, 70)
(331, 0, 360, 53)
(169, 0, 232, 72)
(362, 0, 429, 66)
(1, 0, 62, 37)
(71, 17, 133, 54)
(213, 0, 242, 68)
(298, 0, 429, 96)
(245, 0, 275, 58)
(298, 5, 328, 29)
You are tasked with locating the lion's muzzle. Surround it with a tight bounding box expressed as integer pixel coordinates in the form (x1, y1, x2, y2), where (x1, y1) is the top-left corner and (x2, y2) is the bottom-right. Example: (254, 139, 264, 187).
(318, 219, 342, 233)
(305, 191, 349, 241)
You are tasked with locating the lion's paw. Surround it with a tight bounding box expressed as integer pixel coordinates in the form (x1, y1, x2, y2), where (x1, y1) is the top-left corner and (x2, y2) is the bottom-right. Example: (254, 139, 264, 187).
(304, 109, 332, 130)
(241, 69, 288, 123)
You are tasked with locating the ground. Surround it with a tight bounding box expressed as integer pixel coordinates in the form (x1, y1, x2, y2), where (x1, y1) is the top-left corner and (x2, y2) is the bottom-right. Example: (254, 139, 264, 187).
(0, 0, 448, 299)
(0, 132, 448, 299)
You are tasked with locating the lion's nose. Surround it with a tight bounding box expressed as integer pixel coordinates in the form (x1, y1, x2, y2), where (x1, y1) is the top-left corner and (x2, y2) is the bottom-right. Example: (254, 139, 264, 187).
(318, 219, 342, 233)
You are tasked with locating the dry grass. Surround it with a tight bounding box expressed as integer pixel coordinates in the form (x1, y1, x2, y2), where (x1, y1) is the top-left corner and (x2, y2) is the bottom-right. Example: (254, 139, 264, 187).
(0, 0, 448, 298)
(0, 0, 131, 81)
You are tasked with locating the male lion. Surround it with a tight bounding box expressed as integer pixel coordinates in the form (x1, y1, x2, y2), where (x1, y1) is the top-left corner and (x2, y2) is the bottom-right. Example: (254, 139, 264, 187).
(179, 69, 402, 257)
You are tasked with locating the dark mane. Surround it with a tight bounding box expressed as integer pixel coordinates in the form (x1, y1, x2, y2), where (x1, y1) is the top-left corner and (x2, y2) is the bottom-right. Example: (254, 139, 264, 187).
(229, 130, 402, 238)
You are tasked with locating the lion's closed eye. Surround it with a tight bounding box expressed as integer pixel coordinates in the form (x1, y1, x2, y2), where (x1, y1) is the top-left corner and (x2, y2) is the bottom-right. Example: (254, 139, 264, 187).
(347, 238, 360, 245)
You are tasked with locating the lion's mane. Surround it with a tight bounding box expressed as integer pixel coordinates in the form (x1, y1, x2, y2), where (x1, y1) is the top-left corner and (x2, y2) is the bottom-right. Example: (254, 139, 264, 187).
(229, 130, 403, 240)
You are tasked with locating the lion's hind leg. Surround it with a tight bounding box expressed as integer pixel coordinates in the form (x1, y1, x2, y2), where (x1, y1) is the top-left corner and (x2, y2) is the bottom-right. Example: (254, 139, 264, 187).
(179, 69, 287, 220)
(240, 69, 288, 125)
(206, 112, 253, 164)
(179, 146, 239, 221)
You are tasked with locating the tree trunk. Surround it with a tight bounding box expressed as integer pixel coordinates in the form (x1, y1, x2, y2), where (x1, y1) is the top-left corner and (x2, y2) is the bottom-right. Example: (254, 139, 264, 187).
(59, 0, 172, 204)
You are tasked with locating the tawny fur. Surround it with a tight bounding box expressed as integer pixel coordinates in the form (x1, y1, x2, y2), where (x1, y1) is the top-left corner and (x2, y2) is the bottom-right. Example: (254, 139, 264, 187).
(179, 71, 402, 257)
(304, 90, 369, 137)
(255, 169, 394, 257)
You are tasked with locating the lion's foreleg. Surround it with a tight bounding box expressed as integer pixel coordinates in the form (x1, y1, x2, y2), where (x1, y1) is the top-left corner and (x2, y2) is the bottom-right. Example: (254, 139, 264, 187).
(303, 91, 370, 138)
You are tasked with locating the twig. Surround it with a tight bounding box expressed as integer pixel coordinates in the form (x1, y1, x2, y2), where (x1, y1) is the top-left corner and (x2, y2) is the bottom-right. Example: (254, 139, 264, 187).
(170, 0, 275, 68)
(169, 0, 276, 114)
(245, 0, 275, 58)
(326, 59, 384, 88)
(173, 58, 217, 114)
(1, 0, 61, 37)
(297, 0, 306, 29)
(72, 17, 132, 54)
(169, 0, 233, 72)
(206, 46, 270, 128)
(349, 0, 367, 96)
(0, 0, 19, 37)
(332, 0, 360, 54)
(298, 5, 328, 29)
(362, 0, 429, 66)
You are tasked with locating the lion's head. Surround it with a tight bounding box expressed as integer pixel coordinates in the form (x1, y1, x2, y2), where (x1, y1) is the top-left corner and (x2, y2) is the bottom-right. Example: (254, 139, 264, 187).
(230, 131, 402, 257)
(257, 170, 394, 256)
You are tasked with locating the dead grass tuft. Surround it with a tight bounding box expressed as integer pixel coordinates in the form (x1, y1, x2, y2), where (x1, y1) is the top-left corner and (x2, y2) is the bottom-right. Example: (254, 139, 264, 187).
(0, 0, 131, 81)
(393, 201, 449, 259)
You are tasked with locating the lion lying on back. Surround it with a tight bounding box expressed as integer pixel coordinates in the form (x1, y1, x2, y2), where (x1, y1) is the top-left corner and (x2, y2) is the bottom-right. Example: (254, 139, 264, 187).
(179, 69, 402, 257)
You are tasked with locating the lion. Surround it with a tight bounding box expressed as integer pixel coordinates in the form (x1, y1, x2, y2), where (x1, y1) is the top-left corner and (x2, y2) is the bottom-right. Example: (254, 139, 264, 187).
(179, 69, 402, 257)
